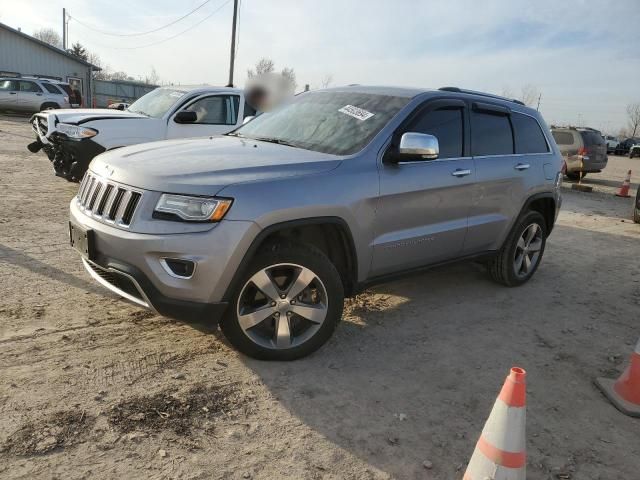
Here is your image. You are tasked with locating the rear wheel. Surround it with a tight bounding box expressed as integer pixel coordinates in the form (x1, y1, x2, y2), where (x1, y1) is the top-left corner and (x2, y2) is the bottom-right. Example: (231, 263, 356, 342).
(40, 103, 59, 111)
(488, 211, 547, 287)
(565, 171, 585, 181)
(220, 242, 344, 360)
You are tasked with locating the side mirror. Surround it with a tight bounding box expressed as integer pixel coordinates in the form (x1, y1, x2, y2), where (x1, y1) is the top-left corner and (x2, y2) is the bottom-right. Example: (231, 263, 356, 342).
(242, 115, 255, 125)
(174, 111, 197, 124)
(117, 104, 125, 110)
(397, 132, 439, 160)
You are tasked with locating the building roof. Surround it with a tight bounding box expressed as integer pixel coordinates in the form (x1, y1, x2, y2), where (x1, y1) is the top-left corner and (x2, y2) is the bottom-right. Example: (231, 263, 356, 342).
(0, 22, 101, 70)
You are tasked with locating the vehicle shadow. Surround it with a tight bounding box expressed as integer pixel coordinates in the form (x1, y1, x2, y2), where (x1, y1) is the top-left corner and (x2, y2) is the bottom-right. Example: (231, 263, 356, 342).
(235, 223, 640, 479)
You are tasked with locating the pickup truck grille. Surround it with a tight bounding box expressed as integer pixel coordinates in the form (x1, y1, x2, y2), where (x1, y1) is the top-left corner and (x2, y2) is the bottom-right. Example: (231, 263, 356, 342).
(77, 172, 142, 227)
(32, 116, 48, 136)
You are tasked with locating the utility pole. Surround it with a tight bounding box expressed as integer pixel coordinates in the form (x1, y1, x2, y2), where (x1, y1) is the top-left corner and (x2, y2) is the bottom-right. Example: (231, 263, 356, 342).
(62, 8, 66, 50)
(536, 93, 541, 111)
(227, 0, 239, 87)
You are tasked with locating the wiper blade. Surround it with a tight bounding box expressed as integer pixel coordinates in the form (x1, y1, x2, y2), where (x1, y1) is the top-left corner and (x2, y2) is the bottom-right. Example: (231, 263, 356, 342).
(253, 137, 300, 148)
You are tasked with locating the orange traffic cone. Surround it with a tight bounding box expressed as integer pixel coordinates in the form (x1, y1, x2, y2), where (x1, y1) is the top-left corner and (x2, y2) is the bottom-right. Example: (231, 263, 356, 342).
(615, 170, 632, 197)
(463, 367, 527, 480)
(595, 338, 640, 417)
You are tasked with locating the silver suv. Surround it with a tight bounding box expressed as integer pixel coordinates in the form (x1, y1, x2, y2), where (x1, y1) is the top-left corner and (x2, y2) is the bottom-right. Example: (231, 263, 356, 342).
(0, 77, 71, 112)
(69, 86, 563, 360)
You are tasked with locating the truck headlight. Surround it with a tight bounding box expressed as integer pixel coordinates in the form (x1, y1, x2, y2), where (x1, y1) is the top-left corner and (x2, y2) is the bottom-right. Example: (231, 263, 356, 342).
(57, 123, 98, 139)
(155, 194, 232, 222)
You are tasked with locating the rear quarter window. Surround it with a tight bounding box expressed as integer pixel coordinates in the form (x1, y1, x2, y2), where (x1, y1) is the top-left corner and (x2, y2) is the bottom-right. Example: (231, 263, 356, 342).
(43, 83, 62, 94)
(512, 113, 549, 154)
(552, 131, 574, 145)
(581, 131, 605, 146)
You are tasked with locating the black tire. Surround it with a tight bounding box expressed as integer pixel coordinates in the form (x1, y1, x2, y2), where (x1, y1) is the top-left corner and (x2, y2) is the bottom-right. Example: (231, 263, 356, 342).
(220, 242, 344, 360)
(488, 210, 547, 287)
(40, 103, 59, 111)
(634, 188, 640, 224)
(565, 171, 585, 181)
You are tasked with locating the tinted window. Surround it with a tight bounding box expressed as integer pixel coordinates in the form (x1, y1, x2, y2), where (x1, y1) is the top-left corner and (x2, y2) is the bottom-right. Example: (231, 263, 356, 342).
(19, 81, 42, 93)
(471, 111, 513, 156)
(407, 107, 463, 158)
(43, 83, 62, 94)
(0, 80, 17, 91)
(581, 131, 605, 146)
(235, 91, 410, 155)
(244, 101, 257, 118)
(552, 131, 574, 145)
(184, 95, 239, 125)
(512, 113, 548, 154)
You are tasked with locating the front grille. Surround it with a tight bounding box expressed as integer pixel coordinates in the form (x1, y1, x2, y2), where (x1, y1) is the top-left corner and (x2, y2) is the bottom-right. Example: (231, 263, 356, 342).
(86, 261, 143, 301)
(32, 116, 48, 136)
(77, 172, 143, 227)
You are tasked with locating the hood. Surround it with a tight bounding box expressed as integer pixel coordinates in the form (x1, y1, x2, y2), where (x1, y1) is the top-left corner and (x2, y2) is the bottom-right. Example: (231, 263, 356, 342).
(47, 108, 149, 125)
(89, 136, 342, 196)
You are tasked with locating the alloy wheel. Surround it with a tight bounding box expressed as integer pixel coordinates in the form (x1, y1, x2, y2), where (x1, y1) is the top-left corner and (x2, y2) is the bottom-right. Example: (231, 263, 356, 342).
(513, 223, 543, 278)
(236, 263, 328, 349)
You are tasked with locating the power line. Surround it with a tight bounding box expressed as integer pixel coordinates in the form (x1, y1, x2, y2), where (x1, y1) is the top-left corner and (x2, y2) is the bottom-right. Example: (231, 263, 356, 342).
(74, 0, 233, 50)
(68, 0, 214, 37)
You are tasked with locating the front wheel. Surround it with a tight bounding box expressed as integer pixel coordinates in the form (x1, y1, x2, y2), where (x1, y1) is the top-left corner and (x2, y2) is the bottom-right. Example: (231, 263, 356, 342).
(488, 211, 547, 287)
(220, 242, 344, 360)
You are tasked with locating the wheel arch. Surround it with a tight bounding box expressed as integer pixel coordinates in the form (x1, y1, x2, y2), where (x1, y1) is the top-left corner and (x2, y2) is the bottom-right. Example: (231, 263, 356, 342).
(520, 192, 557, 235)
(222, 217, 359, 301)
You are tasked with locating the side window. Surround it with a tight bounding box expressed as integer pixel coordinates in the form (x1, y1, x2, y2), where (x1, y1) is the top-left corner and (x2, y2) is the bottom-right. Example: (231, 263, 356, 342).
(0, 80, 17, 91)
(512, 113, 549, 154)
(19, 81, 43, 93)
(243, 101, 257, 118)
(407, 107, 463, 158)
(43, 83, 62, 94)
(184, 95, 239, 125)
(551, 131, 574, 145)
(471, 111, 513, 156)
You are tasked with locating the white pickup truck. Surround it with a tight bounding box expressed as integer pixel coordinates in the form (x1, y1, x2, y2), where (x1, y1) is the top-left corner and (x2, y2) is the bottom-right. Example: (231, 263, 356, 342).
(29, 85, 255, 181)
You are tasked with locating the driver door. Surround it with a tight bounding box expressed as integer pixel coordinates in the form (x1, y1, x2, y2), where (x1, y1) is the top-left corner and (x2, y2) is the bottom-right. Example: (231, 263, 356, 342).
(370, 99, 474, 276)
(166, 94, 242, 139)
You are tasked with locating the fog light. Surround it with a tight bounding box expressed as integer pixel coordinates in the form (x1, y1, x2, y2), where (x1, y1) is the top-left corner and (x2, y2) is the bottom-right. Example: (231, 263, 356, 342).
(160, 258, 196, 278)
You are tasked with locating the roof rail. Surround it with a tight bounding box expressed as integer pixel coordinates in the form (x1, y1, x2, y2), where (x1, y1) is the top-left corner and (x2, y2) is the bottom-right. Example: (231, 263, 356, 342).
(438, 87, 526, 106)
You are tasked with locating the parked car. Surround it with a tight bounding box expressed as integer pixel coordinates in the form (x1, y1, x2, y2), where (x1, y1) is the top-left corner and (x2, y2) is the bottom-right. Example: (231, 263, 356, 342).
(29, 85, 256, 181)
(614, 137, 640, 156)
(108, 102, 130, 110)
(628, 144, 640, 159)
(68, 86, 563, 360)
(634, 186, 640, 223)
(604, 135, 619, 154)
(551, 127, 607, 180)
(0, 76, 70, 112)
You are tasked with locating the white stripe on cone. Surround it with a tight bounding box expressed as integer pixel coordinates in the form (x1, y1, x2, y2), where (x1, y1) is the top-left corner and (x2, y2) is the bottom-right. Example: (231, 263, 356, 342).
(481, 399, 526, 454)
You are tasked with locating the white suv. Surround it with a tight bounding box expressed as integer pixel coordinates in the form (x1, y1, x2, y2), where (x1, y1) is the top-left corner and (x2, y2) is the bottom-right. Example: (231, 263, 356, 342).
(0, 77, 70, 112)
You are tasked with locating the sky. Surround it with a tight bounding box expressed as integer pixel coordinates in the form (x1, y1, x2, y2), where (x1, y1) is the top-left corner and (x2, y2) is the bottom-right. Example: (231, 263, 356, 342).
(1, 0, 639, 133)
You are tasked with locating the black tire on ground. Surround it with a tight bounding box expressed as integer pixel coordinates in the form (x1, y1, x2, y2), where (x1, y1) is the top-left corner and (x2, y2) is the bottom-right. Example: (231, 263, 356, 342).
(565, 171, 585, 181)
(633, 188, 640, 224)
(488, 210, 548, 287)
(40, 103, 59, 111)
(220, 242, 344, 361)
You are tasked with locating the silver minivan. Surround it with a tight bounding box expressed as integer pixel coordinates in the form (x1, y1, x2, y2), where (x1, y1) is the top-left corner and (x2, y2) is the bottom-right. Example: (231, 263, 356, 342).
(0, 77, 71, 112)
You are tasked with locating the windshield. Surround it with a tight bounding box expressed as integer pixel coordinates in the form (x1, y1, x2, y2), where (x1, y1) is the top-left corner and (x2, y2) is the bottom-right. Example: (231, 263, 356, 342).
(232, 91, 411, 155)
(128, 88, 187, 118)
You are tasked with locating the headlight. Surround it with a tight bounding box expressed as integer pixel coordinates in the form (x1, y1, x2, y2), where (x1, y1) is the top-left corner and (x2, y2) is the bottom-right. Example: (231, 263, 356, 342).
(155, 194, 232, 222)
(56, 123, 98, 139)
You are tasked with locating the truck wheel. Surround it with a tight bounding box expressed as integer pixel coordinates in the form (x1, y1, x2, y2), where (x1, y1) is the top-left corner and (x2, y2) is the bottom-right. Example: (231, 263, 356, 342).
(220, 242, 344, 360)
(634, 188, 640, 224)
(488, 210, 547, 287)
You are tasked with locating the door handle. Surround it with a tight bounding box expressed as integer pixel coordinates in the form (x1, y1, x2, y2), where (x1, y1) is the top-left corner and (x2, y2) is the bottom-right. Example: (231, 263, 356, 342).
(9, 92, 16, 95)
(36, 93, 43, 96)
(451, 169, 471, 177)
(514, 163, 530, 171)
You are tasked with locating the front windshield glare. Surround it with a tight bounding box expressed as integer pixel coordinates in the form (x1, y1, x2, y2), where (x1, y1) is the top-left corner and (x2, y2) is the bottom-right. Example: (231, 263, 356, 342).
(128, 88, 186, 118)
(234, 91, 410, 155)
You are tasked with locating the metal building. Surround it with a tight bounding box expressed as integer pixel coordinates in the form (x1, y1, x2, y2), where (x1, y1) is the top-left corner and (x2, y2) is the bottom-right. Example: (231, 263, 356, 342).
(0, 22, 99, 106)
(93, 79, 157, 108)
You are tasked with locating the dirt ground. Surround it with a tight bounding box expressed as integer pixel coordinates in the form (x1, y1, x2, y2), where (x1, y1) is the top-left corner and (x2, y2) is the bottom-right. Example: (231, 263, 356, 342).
(1, 115, 639, 480)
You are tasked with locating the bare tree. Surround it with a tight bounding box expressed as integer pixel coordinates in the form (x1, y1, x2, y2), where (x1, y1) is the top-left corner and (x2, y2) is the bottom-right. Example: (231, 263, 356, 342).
(247, 58, 275, 78)
(281, 67, 297, 92)
(321, 74, 333, 89)
(501, 86, 515, 99)
(519, 84, 539, 107)
(32, 28, 62, 48)
(627, 103, 640, 137)
(144, 67, 160, 86)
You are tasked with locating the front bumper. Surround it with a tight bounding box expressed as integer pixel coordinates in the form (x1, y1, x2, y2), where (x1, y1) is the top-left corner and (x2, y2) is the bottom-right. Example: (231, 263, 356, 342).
(70, 199, 260, 322)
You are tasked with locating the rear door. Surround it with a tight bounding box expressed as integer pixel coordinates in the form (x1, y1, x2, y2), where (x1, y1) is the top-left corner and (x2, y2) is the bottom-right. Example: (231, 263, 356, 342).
(464, 104, 549, 253)
(0, 79, 19, 110)
(371, 99, 474, 276)
(581, 131, 607, 164)
(166, 94, 241, 139)
(18, 80, 45, 111)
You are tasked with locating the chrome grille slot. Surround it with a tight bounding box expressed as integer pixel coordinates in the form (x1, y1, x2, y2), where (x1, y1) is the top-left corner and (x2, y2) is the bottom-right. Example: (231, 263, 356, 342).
(75, 173, 143, 228)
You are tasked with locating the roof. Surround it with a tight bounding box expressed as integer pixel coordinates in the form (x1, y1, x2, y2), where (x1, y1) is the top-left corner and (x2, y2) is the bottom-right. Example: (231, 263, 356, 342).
(326, 85, 431, 98)
(0, 22, 101, 70)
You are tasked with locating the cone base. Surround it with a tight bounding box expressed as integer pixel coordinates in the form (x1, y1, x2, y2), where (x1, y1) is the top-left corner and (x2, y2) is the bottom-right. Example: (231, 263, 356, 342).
(615, 193, 631, 198)
(595, 377, 640, 418)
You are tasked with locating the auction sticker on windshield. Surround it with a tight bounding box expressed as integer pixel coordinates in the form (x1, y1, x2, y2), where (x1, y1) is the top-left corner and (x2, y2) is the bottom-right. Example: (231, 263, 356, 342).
(339, 105, 375, 121)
